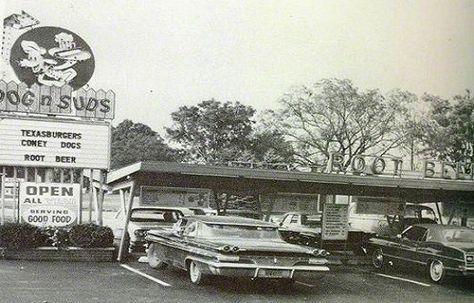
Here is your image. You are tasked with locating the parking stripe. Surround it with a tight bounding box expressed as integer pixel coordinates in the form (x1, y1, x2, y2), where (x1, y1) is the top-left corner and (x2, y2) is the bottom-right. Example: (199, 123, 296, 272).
(374, 273, 431, 287)
(120, 264, 171, 287)
(295, 281, 316, 288)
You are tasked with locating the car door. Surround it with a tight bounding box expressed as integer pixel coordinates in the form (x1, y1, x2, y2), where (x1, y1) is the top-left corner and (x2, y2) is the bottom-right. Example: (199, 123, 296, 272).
(416, 229, 444, 266)
(398, 226, 428, 264)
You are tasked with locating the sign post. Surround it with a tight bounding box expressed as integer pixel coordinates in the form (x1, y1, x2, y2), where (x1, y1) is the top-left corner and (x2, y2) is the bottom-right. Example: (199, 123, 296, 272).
(0, 173, 5, 224)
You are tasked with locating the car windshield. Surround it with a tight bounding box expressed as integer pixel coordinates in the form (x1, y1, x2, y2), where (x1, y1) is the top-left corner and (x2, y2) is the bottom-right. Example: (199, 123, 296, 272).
(405, 207, 436, 220)
(200, 223, 281, 240)
(190, 208, 206, 215)
(441, 229, 474, 243)
(130, 209, 182, 223)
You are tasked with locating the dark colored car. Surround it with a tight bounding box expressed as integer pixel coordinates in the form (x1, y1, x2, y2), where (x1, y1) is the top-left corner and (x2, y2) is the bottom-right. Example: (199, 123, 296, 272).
(145, 215, 330, 285)
(368, 224, 474, 283)
(278, 212, 369, 255)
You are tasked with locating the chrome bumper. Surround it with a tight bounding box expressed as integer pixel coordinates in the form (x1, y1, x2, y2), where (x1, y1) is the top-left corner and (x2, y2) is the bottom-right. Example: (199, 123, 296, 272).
(192, 259, 330, 279)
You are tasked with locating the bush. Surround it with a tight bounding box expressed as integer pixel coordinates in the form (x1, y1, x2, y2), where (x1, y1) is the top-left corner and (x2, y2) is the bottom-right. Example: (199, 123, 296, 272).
(0, 223, 44, 250)
(69, 223, 114, 248)
(42, 227, 70, 248)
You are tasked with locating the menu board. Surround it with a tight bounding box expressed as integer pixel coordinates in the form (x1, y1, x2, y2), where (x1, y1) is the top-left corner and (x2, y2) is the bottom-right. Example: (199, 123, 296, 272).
(321, 204, 349, 240)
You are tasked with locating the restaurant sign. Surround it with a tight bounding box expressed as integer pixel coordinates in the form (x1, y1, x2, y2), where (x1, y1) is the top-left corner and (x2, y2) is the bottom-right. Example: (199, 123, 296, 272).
(19, 182, 79, 227)
(0, 116, 111, 169)
(10, 26, 94, 90)
(0, 80, 115, 119)
(326, 153, 473, 180)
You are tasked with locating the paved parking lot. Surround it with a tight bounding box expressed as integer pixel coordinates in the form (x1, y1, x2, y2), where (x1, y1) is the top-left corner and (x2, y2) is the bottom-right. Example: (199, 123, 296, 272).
(0, 259, 472, 303)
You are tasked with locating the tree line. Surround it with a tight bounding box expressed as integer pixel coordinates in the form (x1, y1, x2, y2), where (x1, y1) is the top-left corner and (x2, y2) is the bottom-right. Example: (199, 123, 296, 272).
(111, 78, 474, 172)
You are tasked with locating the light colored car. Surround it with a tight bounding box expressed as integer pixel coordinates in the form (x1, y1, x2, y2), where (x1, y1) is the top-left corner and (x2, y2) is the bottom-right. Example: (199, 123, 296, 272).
(114, 206, 194, 252)
(146, 215, 330, 285)
(278, 212, 369, 255)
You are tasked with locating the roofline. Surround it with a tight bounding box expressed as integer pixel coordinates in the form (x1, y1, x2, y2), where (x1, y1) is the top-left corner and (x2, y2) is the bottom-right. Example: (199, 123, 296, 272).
(106, 161, 474, 193)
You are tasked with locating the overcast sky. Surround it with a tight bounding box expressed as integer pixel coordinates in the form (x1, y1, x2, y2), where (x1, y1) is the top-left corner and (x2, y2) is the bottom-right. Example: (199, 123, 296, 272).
(2, 0, 474, 136)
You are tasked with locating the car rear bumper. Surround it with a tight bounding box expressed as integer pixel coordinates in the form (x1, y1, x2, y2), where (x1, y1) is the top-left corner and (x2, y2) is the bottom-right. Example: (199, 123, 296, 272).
(196, 260, 330, 279)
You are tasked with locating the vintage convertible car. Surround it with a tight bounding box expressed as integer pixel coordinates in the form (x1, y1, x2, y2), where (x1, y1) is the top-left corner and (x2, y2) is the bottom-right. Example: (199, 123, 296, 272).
(369, 224, 474, 283)
(114, 206, 194, 252)
(145, 215, 330, 285)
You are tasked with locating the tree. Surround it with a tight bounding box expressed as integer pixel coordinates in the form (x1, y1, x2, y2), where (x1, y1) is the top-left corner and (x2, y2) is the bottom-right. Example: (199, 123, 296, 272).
(419, 90, 474, 164)
(166, 100, 256, 164)
(387, 89, 424, 170)
(273, 78, 411, 168)
(249, 130, 295, 163)
(111, 119, 179, 169)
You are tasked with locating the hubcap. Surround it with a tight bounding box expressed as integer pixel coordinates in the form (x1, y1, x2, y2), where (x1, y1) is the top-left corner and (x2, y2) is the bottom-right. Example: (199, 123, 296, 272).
(430, 261, 443, 281)
(373, 250, 383, 268)
(190, 262, 200, 282)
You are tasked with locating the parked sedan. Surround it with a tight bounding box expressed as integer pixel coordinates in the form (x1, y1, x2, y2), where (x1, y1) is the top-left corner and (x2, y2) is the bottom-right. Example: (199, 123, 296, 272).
(368, 224, 474, 283)
(114, 206, 194, 252)
(145, 215, 330, 285)
(278, 212, 369, 255)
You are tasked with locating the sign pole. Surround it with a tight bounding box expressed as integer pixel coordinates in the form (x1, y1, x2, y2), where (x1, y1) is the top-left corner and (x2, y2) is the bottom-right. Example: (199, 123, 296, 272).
(79, 169, 84, 224)
(1, 173, 5, 225)
(89, 169, 93, 222)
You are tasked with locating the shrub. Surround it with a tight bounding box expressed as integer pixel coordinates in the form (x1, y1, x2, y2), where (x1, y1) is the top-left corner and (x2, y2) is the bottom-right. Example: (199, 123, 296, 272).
(69, 223, 114, 248)
(0, 223, 44, 250)
(42, 227, 70, 248)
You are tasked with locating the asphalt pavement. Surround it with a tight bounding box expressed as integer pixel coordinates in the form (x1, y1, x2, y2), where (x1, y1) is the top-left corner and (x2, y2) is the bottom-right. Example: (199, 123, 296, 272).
(0, 259, 472, 303)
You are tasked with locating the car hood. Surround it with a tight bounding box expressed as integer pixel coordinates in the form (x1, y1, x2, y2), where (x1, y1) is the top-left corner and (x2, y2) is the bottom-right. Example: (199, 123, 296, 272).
(202, 238, 314, 255)
(281, 226, 321, 235)
(445, 242, 474, 253)
(128, 222, 174, 230)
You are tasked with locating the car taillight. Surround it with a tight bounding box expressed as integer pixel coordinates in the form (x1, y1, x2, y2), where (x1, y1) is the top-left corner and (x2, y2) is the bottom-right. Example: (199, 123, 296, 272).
(312, 249, 330, 257)
(220, 245, 239, 253)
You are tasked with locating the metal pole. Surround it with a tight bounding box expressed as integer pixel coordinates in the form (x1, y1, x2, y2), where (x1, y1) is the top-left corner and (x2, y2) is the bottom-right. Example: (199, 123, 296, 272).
(435, 202, 444, 225)
(97, 170, 104, 226)
(89, 169, 93, 222)
(79, 169, 84, 224)
(1, 173, 5, 225)
(13, 167, 17, 222)
(117, 181, 135, 262)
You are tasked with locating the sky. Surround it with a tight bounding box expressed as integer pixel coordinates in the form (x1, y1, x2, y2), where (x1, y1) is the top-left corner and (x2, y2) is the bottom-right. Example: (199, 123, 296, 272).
(2, 0, 474, 136)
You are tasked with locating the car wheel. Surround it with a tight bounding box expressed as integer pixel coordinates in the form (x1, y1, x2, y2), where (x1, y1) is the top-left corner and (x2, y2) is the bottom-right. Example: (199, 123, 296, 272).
(147, 243, 167, 269)
(372, 248, 385, 271)
(429, 260, 447, 283)
(189, 261, 205, 285)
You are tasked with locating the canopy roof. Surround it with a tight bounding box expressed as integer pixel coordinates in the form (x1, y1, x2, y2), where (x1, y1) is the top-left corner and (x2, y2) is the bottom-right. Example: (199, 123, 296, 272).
(106, 161, 474, 203)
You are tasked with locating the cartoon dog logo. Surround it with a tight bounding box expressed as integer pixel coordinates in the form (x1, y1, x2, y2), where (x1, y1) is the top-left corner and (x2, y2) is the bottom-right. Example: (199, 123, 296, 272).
(18, 32, 91, 87)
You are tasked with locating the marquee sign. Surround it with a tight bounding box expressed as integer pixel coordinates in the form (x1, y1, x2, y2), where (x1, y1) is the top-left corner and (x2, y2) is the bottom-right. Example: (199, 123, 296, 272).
(0, 80, 115, 119)
(10, 26, 94, 90)
(19, 182, 80, 227)
(0, 116, 111, 169)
